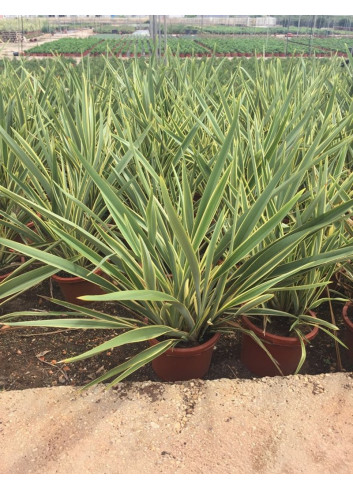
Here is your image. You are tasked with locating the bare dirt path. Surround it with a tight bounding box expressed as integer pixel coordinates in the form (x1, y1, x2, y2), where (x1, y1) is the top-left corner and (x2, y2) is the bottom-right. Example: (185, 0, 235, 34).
(1, 373, 353, 474)
(0, 28, 94, 59)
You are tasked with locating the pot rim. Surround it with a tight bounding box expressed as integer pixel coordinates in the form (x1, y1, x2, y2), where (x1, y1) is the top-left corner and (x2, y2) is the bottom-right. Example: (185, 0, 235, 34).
(149, 332, 221, 356)
(241, 312, 318, 347)
(343, 302, 353, 330)
(52, 268, 102, 283)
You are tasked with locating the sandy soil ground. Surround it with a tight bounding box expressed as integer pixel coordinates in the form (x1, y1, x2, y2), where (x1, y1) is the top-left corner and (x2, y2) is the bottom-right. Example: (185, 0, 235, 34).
(0, 28, 94, 59)
(1, 372, 353, 474)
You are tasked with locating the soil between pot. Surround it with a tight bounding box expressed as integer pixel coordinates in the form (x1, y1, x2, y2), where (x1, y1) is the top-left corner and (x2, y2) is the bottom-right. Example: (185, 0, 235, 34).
(0, 263, 19, 275)
(0, 271, 10, 281)
(0, 260, 26, 280)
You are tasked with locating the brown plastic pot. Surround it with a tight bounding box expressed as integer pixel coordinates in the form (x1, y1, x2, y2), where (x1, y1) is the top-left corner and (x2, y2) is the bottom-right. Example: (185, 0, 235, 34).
(52, 269, 104, 305)
(240, 313, 318, 377)
(0, 271, 11, 282)
(342, 302, 353, 360)
(149, 332, 220, 381)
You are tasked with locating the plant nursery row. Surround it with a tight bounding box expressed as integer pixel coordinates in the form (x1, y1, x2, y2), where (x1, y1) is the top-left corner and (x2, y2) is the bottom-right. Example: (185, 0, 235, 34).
(23, 35, 353, 58)
(156, 23, 353, 36)
(1, 54, 353, 388)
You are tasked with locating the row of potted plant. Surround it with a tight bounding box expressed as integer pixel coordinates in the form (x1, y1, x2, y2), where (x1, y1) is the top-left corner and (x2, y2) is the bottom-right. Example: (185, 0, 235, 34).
(0, 54, 353, 387)
(24, 34, 351, 59)
(201, 25, 353, 36)
(25, 37, 101, 56)
(196, 36, 349, 56)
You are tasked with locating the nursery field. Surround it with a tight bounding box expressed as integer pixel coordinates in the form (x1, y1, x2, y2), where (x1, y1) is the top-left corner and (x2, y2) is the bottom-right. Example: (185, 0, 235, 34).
(1, 54, 353, 389)
(92, 22, 353, 37)
(23, 34, 353, 57)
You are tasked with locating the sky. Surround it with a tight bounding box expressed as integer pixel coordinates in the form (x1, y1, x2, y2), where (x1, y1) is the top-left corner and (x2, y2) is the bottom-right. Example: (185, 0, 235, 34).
(1, 0, 353, 16)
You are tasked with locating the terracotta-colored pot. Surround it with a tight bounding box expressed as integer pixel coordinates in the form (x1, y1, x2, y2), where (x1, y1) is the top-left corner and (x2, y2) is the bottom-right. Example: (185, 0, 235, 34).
(0, 271, 11, 282)
(342, 302, 353, 360)
(149, 332, 220, 381)
(240, 313, 318, 377)
(52, 269, 104, 305)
